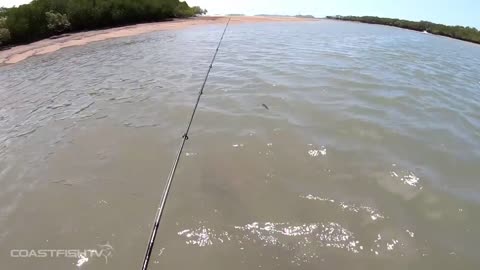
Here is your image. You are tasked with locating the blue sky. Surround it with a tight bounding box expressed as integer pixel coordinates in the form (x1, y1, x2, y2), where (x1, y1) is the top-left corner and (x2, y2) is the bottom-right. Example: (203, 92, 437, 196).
(2, 0, 479, 28)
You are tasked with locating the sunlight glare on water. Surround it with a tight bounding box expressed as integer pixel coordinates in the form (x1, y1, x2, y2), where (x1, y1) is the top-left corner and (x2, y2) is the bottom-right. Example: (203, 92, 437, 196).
(1, 20, 480, 269)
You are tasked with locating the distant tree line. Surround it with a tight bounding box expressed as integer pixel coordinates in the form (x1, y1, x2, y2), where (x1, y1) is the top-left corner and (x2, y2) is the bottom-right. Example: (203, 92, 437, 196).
(254, 14, 315, 18)
(327, 15, 480, 45)
(295, 15, 315, 19)
(0, 0, 206, 46)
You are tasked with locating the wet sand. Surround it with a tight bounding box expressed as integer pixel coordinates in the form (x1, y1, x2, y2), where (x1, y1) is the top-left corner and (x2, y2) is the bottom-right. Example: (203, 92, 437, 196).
(0, 16, 316, 65)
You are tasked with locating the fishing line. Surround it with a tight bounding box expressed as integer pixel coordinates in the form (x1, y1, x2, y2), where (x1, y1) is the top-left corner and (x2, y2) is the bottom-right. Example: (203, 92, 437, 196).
(141, 17, 231, 270)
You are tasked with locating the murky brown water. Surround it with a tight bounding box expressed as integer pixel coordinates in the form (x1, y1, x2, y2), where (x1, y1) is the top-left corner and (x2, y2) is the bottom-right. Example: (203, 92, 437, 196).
(1, 21, 480, 269)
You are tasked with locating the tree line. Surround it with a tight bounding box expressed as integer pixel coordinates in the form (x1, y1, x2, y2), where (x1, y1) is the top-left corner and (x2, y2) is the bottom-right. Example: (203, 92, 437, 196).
(326, 16, 480, 45)
(0, 0, 206, 46)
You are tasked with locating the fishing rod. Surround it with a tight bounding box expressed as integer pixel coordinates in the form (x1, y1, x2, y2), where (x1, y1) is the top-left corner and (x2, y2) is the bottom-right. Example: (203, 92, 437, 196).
(141, 17, 231, 270)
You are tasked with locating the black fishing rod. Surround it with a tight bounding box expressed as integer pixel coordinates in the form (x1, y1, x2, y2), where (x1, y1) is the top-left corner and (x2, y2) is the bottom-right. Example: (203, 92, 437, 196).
(141, 17, 231, 270)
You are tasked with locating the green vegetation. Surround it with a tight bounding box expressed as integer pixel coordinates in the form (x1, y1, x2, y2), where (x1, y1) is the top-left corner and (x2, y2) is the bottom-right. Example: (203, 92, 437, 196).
(295, 15, 315, 19)
(0, 16, 10, 45)
(0, 0, 205, 46)
(0, 8, 10, 45)
(46, 11, 71, 33)
(327, 15, 480, 45)
(175, 1, 206, 18)
(190, 6, 207, 16)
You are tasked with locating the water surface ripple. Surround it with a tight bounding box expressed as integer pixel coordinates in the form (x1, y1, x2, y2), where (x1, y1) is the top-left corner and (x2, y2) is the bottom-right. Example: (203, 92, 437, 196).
(1, 21, 480, 269)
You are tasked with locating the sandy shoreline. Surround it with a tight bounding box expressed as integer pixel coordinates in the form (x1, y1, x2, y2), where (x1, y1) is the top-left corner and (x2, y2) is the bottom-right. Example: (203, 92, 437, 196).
(0, 16, 316, 65)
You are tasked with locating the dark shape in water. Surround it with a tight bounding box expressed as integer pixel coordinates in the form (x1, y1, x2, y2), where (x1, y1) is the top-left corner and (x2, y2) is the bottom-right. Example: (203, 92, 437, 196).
(262, 103, 269, 110)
